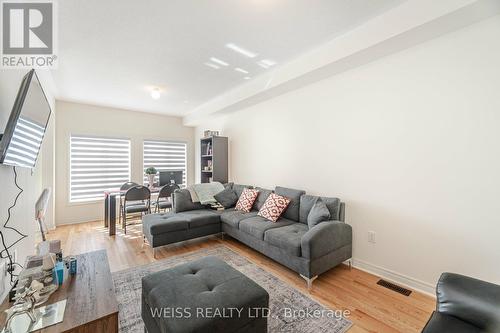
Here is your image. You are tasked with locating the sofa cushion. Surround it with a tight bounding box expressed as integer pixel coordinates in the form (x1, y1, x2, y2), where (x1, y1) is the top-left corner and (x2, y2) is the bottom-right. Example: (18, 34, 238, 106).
(275, 186, 305, 222)
(220, 208, 258, 229)
(143, 213, 188, 235)
(178, 209, 220, 228)
(253, 187, 272, 211)
(214, 187, 238, 208)
(239, 216, 294, 240)
(233, 184, 253, 198)
(235, 188, 259, 213)
(257, 193, 290, 222)
(307, 198, 331, 229)
(264, 223, 308, 257)
(173, 189, 205, 213)
(299, 194, 341, 224)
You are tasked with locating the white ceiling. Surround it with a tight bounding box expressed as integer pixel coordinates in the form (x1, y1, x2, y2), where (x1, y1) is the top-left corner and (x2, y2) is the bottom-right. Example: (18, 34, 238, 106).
(53, 0, 404, 117)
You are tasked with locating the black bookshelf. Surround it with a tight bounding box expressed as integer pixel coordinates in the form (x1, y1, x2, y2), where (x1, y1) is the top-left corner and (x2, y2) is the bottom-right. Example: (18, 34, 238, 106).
(200, 136, 228, 183)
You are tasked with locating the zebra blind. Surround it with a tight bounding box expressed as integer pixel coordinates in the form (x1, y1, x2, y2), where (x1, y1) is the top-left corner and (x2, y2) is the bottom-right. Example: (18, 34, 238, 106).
(70, 135, 131, 202)
(143, 140, 187, 186)
(3, 117, 45, 168)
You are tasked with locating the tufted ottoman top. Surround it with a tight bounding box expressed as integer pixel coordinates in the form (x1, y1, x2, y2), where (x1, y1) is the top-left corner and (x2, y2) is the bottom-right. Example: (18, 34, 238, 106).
(142, 256, 269, 333)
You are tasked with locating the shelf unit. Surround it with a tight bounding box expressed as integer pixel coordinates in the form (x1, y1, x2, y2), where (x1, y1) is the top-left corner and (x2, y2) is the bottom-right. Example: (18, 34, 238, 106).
(200, 136, 228, 183)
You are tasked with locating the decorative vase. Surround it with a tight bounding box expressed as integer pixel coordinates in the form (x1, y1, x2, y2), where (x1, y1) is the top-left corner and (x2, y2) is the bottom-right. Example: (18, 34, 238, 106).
(147, 174, 155, 188)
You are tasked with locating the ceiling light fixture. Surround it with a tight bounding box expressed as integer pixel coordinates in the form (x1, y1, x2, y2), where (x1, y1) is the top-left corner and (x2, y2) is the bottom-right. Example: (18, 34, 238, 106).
(204, 62, 220, 69)
(235, 67, 249, 74)
(151, 88, 161, 100)
(210, 57, 229, 66)
(225, 43, 258, 58)
(258, 59, 276, 69)
(243, 76, 251, 80)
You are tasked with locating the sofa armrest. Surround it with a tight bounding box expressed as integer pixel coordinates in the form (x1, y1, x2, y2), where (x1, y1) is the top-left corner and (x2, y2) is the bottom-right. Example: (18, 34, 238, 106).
(436, 272, 500, 330)
(300, 221, 352, 259)
(172, 189, 205, 213)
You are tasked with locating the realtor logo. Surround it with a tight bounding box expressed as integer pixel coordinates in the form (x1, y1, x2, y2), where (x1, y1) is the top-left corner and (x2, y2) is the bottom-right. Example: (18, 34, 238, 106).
(1, 0, 57, 68)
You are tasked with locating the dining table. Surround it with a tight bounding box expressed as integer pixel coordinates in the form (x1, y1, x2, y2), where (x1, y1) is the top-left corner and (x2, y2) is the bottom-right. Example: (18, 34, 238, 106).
(103, 186, 161, 236)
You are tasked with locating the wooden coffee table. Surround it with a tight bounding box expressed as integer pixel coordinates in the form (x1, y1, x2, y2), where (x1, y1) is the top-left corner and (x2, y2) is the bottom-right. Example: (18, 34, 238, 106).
(0, 250, 119, 333)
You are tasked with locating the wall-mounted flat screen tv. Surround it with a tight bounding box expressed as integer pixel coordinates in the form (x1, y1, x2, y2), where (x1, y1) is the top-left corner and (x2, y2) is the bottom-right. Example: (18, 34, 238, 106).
(0, 69, 52, 168)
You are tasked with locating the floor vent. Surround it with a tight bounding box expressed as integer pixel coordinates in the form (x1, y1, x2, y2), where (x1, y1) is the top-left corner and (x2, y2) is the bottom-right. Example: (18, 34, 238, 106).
(377, 279, 412, 296)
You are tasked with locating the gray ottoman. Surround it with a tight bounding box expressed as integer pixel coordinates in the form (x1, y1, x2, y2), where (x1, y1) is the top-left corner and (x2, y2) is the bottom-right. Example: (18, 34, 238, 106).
(142, 256, 269, 333)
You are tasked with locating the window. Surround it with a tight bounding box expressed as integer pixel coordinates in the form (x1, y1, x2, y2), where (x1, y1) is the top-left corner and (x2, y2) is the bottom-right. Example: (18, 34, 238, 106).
(70, 135, 130, 202)
(143, 140, 187, 186)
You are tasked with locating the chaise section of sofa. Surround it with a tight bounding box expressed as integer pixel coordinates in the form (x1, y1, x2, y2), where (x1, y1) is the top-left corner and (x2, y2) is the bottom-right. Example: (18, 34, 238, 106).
(142, 184, 352, 288)
(142, 189, 221, 257)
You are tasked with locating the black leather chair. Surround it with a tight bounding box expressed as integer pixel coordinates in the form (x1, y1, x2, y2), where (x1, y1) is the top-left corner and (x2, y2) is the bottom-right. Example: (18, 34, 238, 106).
(152, 184, 179, 213)
(422, 273, 500, 333)
(122, 185, 151, 234)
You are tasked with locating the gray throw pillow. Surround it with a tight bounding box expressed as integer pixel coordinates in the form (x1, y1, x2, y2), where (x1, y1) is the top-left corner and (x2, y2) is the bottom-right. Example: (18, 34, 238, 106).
(307, 199, 331, 229)
(214, 187, 238, 208)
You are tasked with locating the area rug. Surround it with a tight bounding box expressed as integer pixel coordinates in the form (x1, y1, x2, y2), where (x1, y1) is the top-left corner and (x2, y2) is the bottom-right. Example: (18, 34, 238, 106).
(112, 245, 352, 333)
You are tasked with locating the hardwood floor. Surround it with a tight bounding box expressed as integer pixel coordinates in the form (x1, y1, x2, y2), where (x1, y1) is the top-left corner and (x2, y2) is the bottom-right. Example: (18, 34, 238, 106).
(48, 221, 434, 333)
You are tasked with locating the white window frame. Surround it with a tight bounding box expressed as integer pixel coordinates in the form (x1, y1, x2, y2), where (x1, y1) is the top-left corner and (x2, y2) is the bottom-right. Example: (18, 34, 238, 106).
(69, 134, 131, 203)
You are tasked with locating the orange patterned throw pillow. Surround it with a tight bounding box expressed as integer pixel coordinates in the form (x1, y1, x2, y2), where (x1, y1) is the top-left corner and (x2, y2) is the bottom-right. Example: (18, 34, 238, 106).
(258, 193, 291, 222)
(235, 188, 259, 212)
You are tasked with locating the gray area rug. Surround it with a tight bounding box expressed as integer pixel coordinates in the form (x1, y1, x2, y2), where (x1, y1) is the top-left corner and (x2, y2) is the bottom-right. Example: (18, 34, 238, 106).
(112, 245, 352, 333)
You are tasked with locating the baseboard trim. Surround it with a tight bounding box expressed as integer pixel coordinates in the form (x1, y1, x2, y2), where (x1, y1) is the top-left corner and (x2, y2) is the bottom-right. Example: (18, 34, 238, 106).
(350, 258, 436, 297)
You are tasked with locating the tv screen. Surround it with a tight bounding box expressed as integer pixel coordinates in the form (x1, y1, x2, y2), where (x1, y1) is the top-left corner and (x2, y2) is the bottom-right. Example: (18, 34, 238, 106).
(0, 69, 52, 168)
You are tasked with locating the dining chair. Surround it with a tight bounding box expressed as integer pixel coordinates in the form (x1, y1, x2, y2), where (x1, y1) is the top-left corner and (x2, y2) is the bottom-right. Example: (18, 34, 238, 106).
(122, 185, 151, 234)
(118, 181, 138, 223)
(153, 184, 179, 213)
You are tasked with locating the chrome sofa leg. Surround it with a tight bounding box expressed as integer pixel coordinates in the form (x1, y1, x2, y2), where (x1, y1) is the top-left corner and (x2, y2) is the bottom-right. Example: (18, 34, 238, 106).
(348, 259, 353, 270)
(300, 274, 318, 291)
(220, 232, 225, 240)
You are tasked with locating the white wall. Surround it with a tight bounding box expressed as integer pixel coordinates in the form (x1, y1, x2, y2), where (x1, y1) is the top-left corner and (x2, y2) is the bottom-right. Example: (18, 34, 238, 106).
(55, 101, 195, 225)
(0, 69, 56, 300)
(195, 15, 500, 293)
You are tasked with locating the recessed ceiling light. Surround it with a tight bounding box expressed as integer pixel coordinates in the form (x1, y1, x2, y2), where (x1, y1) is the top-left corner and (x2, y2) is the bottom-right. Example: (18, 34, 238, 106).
(210, 57, 229, 66)
(258, 59, 276, 69)
(243, 76, 251, 80)
(151, 88, 161, 100)
(235, 67, 249, 74)
(225, 43, 258, 58)
(205, 62, 220, 69)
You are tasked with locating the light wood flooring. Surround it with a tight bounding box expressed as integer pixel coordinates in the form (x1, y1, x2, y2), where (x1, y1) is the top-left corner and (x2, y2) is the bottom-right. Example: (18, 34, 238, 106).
(48, 221, 434, 333)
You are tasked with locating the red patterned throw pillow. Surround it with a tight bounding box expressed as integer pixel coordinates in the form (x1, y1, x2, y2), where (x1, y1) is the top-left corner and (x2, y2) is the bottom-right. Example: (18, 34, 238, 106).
(258, 193, 291, 222)
(235, 188, 259, 212)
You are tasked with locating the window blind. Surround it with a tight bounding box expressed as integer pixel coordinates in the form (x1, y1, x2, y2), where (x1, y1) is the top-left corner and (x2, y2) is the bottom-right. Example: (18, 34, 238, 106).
(3, 117, 45, 167)
(70, 135, 131, 202)
(143, 140, 187, 186)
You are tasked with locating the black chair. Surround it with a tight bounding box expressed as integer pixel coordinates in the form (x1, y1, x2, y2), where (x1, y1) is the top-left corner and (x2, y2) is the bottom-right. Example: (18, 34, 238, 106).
(422, 272, 500, 333)
(122, 185, 151, 234)
(119, 181, 138, 223)
(153, 184, 179, 213)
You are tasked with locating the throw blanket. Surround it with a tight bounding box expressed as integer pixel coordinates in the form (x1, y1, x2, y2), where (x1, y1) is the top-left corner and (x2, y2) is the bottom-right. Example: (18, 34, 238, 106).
(191, 182, 224, 205)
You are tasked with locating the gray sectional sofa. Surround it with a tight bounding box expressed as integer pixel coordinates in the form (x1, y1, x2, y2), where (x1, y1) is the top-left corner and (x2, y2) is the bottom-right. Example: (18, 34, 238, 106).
(142, 183, 352, 288)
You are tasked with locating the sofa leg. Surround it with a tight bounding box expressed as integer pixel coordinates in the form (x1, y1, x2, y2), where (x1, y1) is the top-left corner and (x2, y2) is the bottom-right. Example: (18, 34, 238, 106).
(300, 274, 318, 291)
(153, 247, 158, 259)
(220, 232, 225, 241)
(348, 259, 353, 270)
